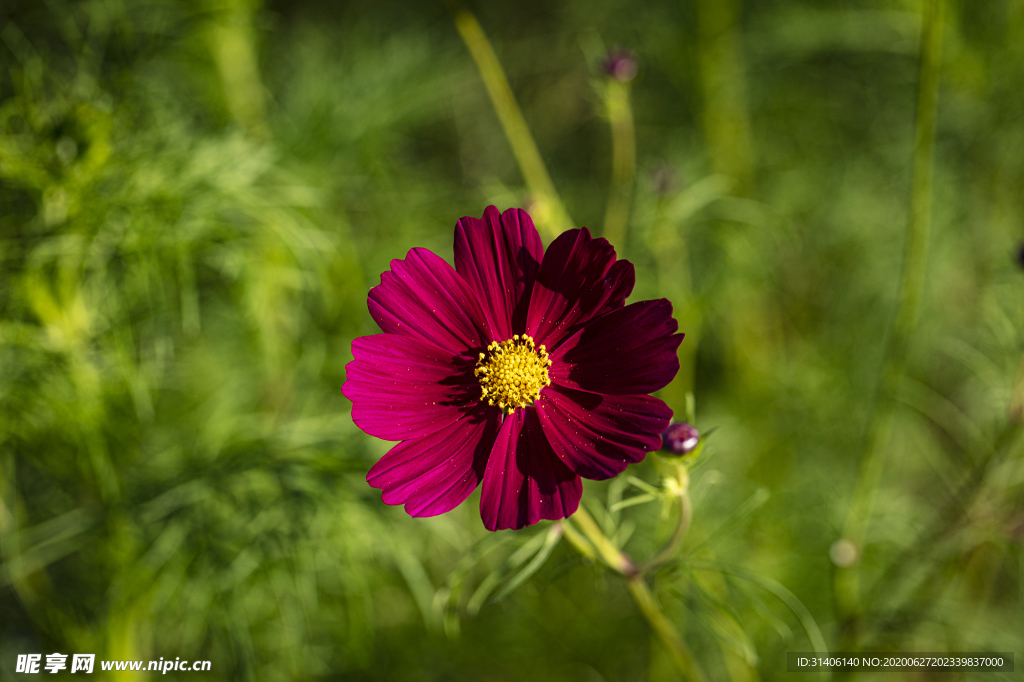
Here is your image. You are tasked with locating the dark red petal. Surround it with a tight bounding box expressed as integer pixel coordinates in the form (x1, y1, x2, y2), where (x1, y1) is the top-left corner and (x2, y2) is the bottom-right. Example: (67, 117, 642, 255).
(368, 247, 491, 355)
(549, 300, 683, 395)
(535, 385, 672, 480)
(342, 334, 479, 441)
(526, 228, 635, 349)
(454, 206, 544, 340)
(479, 409, 582, 531)
(367, 405, 501, 518)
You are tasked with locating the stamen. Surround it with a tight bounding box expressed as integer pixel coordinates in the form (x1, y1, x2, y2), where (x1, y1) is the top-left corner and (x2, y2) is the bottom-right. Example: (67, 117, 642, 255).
(474, 334, 552, 414)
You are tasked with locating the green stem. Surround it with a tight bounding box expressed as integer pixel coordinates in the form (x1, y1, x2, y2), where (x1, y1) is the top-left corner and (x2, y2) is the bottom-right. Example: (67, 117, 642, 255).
(627, 576, 709, 682)
(570, 507, 708, 681)
(641, 463, 692, 573)
(455, 11, 573, 240)
(207, 0, 268, 138)
(570, 506, 635, 576)
(557, 519, 598, 563)
(835, 0, 944, 644)
(602, 80, 636, 247)
(696, 0, 754, 192)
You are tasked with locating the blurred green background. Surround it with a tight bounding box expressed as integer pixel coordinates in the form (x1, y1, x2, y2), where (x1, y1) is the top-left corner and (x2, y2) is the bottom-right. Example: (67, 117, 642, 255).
(1, 0, 1023, 679)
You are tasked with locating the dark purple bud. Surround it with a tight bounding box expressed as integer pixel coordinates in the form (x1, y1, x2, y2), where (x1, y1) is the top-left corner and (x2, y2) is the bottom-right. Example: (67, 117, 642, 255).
(602, 49, 637, 83)
(1016, 242, 1024, 269)
(661, 421, 699, 455)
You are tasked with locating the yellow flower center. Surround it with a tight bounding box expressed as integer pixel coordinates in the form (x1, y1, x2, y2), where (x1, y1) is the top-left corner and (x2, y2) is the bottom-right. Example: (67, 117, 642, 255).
(474, 334, 552, 413)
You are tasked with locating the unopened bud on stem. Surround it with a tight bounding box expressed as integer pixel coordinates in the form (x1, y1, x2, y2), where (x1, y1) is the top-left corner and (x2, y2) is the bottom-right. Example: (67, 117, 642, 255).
(602, 49, 637, 83)
(661, 421, 699, 455)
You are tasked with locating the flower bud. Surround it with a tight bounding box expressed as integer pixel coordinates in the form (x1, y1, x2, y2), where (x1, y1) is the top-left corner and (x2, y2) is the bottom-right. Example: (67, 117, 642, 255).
(602, 49, 637, 83)
(661, 421, 699, 455)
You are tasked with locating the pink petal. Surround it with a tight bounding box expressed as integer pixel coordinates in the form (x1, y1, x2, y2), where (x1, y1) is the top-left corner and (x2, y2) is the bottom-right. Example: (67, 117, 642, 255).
(454, 206, 544, 341)
(479, 409, 582, 531)
(549, 300, 683, 395)
(535, 385, 672, 480)
(525, 228, 635, 349)
(367, 405, 502, 517)
(342, 334, 479, 441)
(368, 247, 491, 355)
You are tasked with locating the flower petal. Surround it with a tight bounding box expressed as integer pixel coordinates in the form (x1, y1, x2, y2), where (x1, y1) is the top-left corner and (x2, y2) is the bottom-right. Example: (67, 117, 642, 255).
(479, 409, 582, 531)
(526, 228, 635, 349)
(343, 334, 479, 441)
(367, 405, 502, 517)
(454, 206, 544, 340)
(535, 385, 672, 480)
(368, 247, 491, 355)
(549, 300, 683, 395)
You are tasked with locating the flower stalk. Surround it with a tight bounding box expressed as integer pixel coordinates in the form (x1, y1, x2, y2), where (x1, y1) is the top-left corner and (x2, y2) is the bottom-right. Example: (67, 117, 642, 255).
(602, 78, 636, 247)
(569, 499, 706, 681)
(835, 0, 944, 643)
(627, 576, 709, 682)
(207, 0, 268, 139)
(569, 505, 637, 576)
(696, 0, 753, 192)
(641, 463, 692, 573)
(455, 12, 574, 240)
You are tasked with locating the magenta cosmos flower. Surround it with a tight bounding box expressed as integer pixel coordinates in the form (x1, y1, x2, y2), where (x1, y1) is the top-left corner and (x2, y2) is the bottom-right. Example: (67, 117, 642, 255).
(342, 206, 683, 531)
